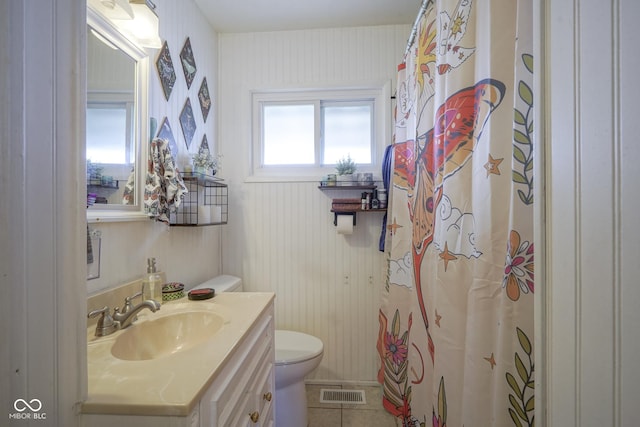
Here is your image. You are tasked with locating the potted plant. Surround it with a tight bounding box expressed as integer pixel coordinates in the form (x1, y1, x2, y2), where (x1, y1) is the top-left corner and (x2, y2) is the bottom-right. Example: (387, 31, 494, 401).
(192, 152, 221, 176)
(86, 159, 103, 183)
(335, 154, 357, 185)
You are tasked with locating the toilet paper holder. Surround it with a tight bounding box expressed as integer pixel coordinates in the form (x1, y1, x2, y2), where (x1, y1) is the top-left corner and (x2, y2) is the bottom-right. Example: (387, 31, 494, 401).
(333, 212, 356, 226)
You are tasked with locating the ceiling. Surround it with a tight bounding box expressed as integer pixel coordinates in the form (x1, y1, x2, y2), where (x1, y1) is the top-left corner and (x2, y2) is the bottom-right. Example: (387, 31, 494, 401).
(192, 0, 423, 33)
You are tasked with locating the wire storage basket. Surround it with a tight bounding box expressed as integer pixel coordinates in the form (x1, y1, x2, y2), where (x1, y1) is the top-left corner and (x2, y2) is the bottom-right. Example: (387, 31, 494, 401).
(170, 172, 228, 226)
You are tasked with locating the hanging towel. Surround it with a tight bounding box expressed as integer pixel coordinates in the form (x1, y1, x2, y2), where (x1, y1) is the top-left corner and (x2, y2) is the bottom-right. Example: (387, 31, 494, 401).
(121, 167, 135, 205)
(379, 144, 393, 252)
(144, 137, 188, 223)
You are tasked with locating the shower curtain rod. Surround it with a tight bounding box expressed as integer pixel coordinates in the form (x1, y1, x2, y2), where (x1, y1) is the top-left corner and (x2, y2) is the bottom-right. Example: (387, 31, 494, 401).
(404, 0, 433, 56)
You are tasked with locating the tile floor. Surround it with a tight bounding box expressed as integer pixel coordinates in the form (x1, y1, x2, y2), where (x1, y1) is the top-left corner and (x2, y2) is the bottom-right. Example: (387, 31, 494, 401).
(305, 384, 400, 427)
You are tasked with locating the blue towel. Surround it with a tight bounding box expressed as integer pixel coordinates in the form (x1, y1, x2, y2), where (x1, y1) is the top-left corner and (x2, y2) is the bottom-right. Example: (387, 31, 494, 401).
(379, 145, 393, 252)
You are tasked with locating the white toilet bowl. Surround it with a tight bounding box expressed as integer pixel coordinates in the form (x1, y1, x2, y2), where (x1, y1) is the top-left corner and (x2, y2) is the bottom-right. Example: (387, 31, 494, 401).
(275, 330, 324, 427)
(192, 276, 324, 427)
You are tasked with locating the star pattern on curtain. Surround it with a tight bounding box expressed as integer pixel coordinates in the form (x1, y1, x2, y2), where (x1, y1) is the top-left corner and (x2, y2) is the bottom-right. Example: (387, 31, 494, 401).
(484, 153, 504, 176)
(484, 352, 497, 369)
(387, 217, 403, 235)
(439, 242, 458, 270)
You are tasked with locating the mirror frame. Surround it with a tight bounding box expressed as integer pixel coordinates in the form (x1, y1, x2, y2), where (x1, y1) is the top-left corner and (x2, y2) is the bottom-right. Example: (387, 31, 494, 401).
(87, 6, 150, 223)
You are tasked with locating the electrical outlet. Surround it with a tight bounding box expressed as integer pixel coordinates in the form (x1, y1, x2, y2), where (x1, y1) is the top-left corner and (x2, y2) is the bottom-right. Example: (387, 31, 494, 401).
(343, 275, 350, 285)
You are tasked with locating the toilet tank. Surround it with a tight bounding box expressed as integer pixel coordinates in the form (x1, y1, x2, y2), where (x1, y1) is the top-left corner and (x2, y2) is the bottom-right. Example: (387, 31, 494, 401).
(192, 275, 244, 293)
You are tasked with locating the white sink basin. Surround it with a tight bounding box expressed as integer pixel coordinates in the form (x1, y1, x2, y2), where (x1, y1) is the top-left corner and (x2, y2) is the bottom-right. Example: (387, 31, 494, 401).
(84, 293, 276, 416)
(110, 310, 225, 361)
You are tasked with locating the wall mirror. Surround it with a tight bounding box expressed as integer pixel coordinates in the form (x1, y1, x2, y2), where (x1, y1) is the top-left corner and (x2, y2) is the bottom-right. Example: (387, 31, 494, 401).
(87, 6, 149, 222)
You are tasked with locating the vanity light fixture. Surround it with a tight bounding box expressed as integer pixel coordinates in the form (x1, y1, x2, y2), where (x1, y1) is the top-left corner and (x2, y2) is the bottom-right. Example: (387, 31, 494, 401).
(99, 0, 134, 20)
(113, 0, 162, 49)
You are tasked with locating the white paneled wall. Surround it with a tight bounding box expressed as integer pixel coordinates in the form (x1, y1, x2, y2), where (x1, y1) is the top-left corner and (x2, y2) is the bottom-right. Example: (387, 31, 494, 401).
(243, 182, 388, 381)
(150, 0, 218, 164)
(218, 26, 409, 382)
(87, 0, 222, 295)
(544, 0, 640, 425)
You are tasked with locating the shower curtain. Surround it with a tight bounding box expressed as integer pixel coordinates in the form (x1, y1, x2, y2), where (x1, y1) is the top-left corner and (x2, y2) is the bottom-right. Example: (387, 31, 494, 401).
(377, 0, 534, 426)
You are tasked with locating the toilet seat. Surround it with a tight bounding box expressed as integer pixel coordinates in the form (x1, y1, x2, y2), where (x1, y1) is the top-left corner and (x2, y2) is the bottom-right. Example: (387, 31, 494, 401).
(275, 330, 323, 365)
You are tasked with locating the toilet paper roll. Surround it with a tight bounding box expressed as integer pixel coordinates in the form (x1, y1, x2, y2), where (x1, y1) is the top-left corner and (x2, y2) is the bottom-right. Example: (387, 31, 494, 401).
(197, 206, 211, 224)
(210, 205, 222, 223)
(336, 214, 354, 235)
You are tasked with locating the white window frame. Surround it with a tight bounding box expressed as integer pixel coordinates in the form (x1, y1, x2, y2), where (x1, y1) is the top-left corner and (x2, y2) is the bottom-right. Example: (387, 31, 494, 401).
(250, 82, 391, 182)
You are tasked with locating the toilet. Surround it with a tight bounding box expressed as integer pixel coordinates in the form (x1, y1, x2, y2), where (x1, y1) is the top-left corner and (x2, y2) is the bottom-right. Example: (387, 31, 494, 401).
(192, 275, 324, 427)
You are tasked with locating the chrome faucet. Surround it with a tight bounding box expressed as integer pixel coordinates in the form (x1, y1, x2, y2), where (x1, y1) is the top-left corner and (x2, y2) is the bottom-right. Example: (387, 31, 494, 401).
(88, 298, 161, 337)
(112, 299, 161, 329)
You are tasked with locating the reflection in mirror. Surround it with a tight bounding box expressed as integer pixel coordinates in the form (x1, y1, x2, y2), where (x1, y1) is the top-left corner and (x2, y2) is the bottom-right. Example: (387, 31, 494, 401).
(87, 25, 136, 206)
(87, 6, 149, 221)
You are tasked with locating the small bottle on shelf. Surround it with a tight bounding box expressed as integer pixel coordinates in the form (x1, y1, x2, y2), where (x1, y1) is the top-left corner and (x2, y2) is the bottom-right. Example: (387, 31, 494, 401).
(378, 189, 387, 208)
(371, 189, 380, 209)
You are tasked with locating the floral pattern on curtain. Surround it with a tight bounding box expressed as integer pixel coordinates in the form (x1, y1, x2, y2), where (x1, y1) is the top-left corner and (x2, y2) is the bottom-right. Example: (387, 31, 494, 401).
(377, 0, 534, 426)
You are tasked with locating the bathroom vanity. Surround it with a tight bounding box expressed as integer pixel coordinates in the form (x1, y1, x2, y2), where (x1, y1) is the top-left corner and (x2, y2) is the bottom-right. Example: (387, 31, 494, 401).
(81, 292, 275, 427)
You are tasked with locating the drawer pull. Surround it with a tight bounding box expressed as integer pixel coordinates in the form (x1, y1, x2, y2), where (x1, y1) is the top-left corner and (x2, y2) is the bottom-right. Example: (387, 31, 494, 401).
(249, 411, 260, 423)
(263, 392, 272, 402)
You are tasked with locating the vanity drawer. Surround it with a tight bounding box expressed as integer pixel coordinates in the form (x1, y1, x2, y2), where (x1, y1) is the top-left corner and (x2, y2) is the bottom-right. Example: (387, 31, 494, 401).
(225, 390, 254, 427)
(216, 339, 271, 426)
(224, 344, 275, 426)
(199, 308, 274, 427)
(254, 351, 275, 421)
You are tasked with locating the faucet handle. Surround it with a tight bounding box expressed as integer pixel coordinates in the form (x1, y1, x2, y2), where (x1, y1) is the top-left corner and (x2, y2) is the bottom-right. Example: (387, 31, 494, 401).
(122, 291, 144, 322)
(123, 291, 143, 312)
(87, 306, 119, 337)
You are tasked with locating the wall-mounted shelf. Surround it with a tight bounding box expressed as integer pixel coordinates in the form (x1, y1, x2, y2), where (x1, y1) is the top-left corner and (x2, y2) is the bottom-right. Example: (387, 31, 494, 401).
(331, 207, 387, 213)
(87, 179, 120, 189)
(170, 173, 228, 227)
(318, 184, 378, 191)
(318, 183, 387, 227)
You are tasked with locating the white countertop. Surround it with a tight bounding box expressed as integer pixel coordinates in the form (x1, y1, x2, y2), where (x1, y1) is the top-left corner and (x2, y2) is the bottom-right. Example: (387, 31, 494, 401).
(82, 292, 275, 416)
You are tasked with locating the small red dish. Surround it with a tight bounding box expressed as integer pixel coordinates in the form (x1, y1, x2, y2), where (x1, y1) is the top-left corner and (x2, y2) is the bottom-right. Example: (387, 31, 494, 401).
(188, 288, 215, 300)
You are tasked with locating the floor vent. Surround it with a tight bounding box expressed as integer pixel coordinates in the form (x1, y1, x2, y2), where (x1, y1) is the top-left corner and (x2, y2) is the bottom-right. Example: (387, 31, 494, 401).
(320, 389, 366, 405)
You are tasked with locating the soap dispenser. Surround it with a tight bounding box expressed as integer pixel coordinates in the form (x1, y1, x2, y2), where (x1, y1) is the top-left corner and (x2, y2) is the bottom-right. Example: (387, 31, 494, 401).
(142, 257, 164, 304)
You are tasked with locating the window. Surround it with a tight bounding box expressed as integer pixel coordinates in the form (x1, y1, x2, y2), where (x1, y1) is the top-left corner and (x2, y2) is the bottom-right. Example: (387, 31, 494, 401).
(251, 85, 390, 180)
(321, 101, 373, 165)
(86, 101, 135, 164)
(263, 103, 315, 165)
